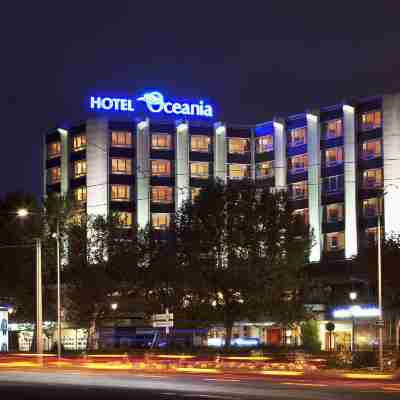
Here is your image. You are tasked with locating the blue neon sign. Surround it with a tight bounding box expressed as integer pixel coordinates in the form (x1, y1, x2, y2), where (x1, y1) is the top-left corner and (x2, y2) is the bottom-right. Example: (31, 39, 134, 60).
(89, 91, 214, 118)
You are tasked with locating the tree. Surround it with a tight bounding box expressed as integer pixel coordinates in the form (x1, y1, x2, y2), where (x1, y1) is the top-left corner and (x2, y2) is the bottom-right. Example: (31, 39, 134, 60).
(174, 179, 311, 347)
(301, 319, 321, 353)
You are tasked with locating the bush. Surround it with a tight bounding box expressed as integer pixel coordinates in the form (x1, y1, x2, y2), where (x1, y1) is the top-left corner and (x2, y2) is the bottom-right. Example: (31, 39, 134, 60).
(300, 320, 321, 353)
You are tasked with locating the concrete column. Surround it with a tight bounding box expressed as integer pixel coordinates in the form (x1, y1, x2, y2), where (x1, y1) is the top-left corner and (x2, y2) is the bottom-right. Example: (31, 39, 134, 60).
(59, 129, 69, 197)
(175, 122, 190, 210)
(343, 105, 358, 258)
(383, 93, 400, 237)
(136, 119, 151, 229)
(86, 118, 109, 218)
(214, 123, 227, 183)
(273, 121, 287, 190)
(307, 113, 322, 262)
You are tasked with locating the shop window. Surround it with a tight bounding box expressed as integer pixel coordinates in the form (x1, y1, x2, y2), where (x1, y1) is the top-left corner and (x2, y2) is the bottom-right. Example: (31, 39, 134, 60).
(116, 211, 133, 228)
(152, 186, 173, 204)
(74, 160, 86, 178)
(363, 198, 381, 218)
(74, 186, 87, 203)
(325, 232, 345, 252)
(48, 141, 61, 159)
(228, 164, 249, 180)
(293, 208, 309, 225)
(111, 131, 132, 148)
(152, 213, 170, 230)
(228, 138, 249, 154)
(289, 127, 307, 147)
(152, 133, 171, 150)
(361, 139, 382, 160)
(324, 119, 342, 139)
(360, 110, 382, 132)
(362, 168, 382, 189)
(191, 187, 202, 202)
(290, 181, 308, 200)
(326, 203, 344, 223)
(325, 147, 343, 167)
(289, 154, 308, 173)
(256, 161, 274, 179)
(256, 135, 273, 153)
(111, 184, 131, 201)
(151, 160, 171, 177)
(191, 135, 210, 152)
(73, 135, 86, 151)
(190, 162, 209, 179)
(49, 167, 61, 184)
(323, 175, 344, 193)
(111, 158, 132, 175)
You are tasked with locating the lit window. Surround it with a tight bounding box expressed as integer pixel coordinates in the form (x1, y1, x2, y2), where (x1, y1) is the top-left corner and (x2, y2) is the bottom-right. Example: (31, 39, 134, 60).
(293, 208, 309, 225)
(190, 162, 209, 179)
(111, 131, 132, 148)
(228, 164, 249, 179)
(191, 135, 210, 152)
(151, 160, 171, 177)
(325, 147, 344, 167)
(152, 213, 170, 230)
(362, 168, 383, 189)
(48, 142, 61, 159)
(323, 175, 344, 193)
(49, 167, 61, 184)
(152, 186, 173, 203)
(111, 158, 132, 175)
(290, 154, 308, 173)
(290, 181, 308, 200)
(256, 135, 273, 153)
(191, 187, 202, 202)
(256, 161, 274, 179)
(116, 211, 133, 228)
(361, 139, 382, 160)
(324, 119, 342, 139)
(325, 232, 345, 252)
(74, 160, 86, 178)
(70, 212, 85, 225)
(360, 110, 382, 132)
(74, 186, 87, 203)
(228, 138, 249, 154)
(152, 134, 172, 150)
(363, 198, 380, 218)
(73, 135, 86, 151)
(326, 203, 344, 223)
(365, 227, 379, 244)
(111, 185, 131, 201)
(289, 127, 307, 147)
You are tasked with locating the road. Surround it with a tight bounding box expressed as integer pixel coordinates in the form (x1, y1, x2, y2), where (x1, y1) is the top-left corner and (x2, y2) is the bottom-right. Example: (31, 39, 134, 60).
(0, 369, 399, 399)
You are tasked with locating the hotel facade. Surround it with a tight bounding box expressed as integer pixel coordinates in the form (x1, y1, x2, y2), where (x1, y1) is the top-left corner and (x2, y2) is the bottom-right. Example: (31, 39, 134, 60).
(44, 91, 400, 264)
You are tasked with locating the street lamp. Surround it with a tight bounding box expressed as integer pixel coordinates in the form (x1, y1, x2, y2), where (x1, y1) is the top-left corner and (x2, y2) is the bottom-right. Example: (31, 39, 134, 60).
(349, 291, 357, 352)
(110, 302, 118, 311)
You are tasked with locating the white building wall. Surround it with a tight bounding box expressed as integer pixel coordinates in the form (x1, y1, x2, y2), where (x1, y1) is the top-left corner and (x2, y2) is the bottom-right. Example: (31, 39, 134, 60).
(175, 122, 190, 210)
(59, 129, 69, 197)
(214, 123, 227, 183)
(273, 121, 287, 190)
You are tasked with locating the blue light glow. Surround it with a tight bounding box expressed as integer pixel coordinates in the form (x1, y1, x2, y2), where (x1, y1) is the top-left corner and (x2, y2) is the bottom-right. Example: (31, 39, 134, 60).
(332, 305, 380, 319)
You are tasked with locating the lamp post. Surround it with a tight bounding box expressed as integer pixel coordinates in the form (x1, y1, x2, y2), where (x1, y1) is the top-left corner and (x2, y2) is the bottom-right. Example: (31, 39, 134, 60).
(377, 206, 384, 372)
(349, 291, 357, 352)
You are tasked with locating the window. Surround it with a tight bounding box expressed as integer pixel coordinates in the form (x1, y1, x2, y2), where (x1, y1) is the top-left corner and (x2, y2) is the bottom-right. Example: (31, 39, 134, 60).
(290, 154, 308, 173)
(290, 181, 308, 200)
(111, 158, 132, 175)
(152, 186, 173, 203)
(111, 131, 132, 148)
(361, 139, 382, 160)
(326, 203, 344, 223)
(325, 147, 344, 167)
(73, 135, 86, 151)
(325, 232, 345, 252)
(191, 135, 210, 152)
(49, 167, 61, 184)
(151, 160, 171, 177)
(365, 227, 379, 244)
(191, 187, 202, 202)
(323, 175, 344, 193)
(256, 161, 274, 179)
(228, 164, 249, 179)
(74, 160, 86, 178)
(293, 208, 309, 225)
(363, 198, 381, 218)
(116, 211, 133, 228)
(324, 119, 342, 139)
(111, 185, 131, 201)
(74, 186, 87, 203)
(362, 168, 383, 189)
(190, 162, 209, 179)
(289, 127, 307, 147)
(152, 133, 171, 150)
(48, 142, 61, 159)
(360, 110, 382, 131)
(152, 213, 170, 230)
(256, 135, 273, 153)
(228, 138, 249, 154)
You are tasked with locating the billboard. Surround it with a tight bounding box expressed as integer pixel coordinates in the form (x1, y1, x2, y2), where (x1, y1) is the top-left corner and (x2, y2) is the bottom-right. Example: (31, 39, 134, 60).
(0, 308, 8, 352)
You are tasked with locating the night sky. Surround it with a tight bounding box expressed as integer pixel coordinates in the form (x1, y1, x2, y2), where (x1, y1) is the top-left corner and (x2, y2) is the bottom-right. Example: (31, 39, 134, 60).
(1, 1, 400, 198)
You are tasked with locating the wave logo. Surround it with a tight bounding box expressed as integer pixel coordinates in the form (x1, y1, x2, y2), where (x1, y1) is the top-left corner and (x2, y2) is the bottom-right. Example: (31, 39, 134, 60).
(137, 91, 213, 118)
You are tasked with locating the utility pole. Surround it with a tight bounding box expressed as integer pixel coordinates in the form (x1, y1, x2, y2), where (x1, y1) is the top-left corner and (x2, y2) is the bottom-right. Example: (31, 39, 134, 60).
(377, 211, 384, 372)
(56, 219, 62, 360)
(35, 238, 43, 354)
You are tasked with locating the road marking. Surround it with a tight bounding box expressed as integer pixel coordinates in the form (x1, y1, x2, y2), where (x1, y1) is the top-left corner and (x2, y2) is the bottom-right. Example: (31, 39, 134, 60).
(204, 378, 241, 382)
(280, 382, 328, 387)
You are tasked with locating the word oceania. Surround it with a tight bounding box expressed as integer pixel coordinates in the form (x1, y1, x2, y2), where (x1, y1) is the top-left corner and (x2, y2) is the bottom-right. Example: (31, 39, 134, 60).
(89, 91, 214, 118)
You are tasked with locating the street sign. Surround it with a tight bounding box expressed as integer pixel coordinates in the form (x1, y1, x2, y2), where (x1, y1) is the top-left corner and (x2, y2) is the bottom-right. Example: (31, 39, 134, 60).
(152, 321, 174, 328)
(376, 320, 385, 327)
(151, 313, 174, 322)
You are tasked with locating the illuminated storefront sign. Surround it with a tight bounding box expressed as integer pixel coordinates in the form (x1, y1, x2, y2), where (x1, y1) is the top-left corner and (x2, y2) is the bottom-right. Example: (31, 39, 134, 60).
(0, 308, 8, 352)
(332, 305, 380, 319)
(89, 90, 214, 118)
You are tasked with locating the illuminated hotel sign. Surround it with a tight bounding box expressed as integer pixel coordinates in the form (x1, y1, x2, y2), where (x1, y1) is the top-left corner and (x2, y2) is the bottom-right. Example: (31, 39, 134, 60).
(89, 90, 214, 118)
(332, 305, 380, 319)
